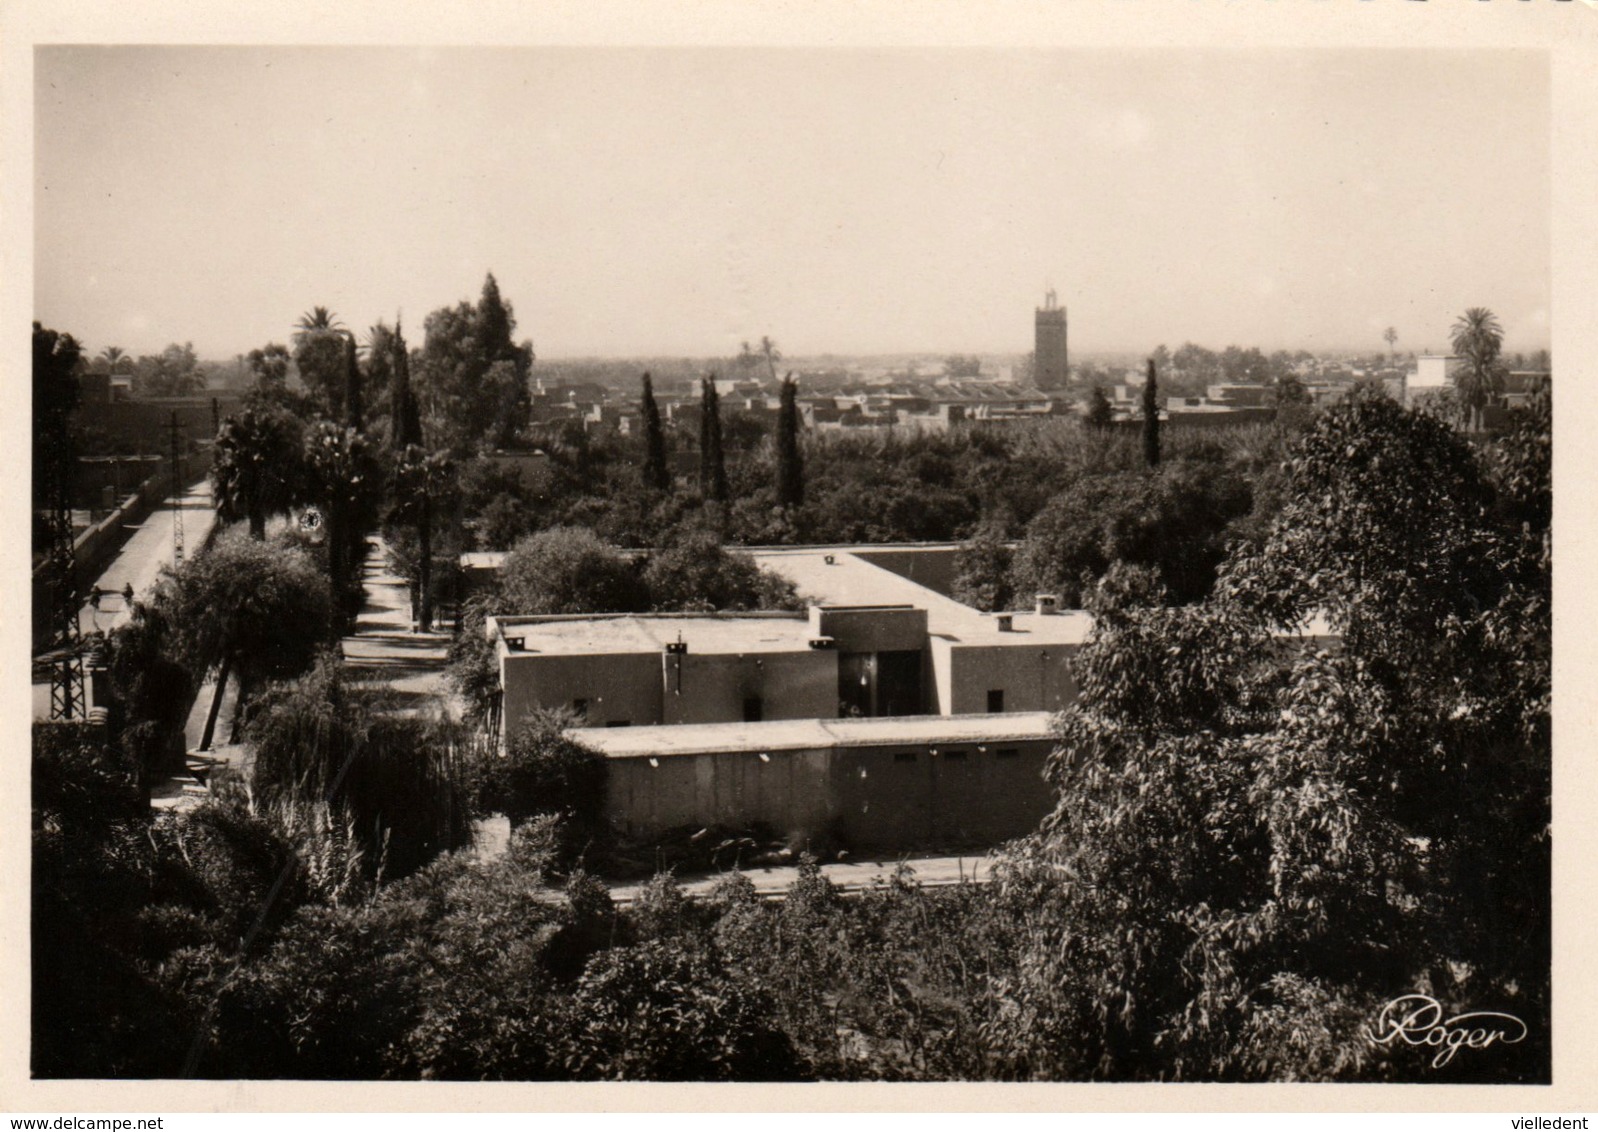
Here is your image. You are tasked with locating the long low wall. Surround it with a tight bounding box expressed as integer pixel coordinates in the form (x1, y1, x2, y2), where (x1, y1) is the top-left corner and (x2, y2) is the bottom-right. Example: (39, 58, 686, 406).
(593, 715, 1059, 853)
(33, 452, 212, 650)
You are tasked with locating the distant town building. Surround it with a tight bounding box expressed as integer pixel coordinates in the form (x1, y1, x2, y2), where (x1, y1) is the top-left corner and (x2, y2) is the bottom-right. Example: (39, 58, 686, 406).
(1407, 355, 1464, 406)
(1034, 288, 1069, 391)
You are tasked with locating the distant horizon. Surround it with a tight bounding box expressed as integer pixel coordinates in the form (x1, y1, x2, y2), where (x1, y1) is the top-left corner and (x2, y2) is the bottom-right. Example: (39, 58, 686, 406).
(148, 340, 1545, 372)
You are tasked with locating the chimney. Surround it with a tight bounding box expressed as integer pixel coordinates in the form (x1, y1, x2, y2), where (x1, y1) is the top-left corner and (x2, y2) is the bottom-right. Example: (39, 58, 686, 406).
(995, 614, 1014, 632)
(1035, 594, 1059, 616)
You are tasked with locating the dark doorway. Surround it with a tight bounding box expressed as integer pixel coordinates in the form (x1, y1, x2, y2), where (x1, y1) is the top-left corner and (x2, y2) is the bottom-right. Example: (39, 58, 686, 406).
(877, 650, 923, 716)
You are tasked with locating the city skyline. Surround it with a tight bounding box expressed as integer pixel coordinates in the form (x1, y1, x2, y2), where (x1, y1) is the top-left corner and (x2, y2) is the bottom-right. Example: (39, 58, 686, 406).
(36, 47, 1549, 363)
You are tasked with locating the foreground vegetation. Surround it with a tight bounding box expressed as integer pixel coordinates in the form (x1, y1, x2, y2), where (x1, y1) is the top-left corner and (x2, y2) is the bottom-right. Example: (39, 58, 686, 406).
(34, 373, 1549, 1082)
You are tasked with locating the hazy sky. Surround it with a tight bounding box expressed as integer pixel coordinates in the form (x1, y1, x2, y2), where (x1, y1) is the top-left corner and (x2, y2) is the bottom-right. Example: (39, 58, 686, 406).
(34, 46, 1549, 361)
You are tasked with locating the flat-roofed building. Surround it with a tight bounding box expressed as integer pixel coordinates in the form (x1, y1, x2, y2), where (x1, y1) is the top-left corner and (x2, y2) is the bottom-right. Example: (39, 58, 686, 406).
(475, 544, 1094, 732)
(586, 711, 1058, 851)
(488, 611, 838, 735)
(477, 542, 1336, 852)
(749, 547, 1090, 717)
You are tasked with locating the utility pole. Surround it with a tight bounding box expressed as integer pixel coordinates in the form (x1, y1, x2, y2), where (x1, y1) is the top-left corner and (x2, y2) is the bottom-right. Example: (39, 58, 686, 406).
(169, 410, 185, 569)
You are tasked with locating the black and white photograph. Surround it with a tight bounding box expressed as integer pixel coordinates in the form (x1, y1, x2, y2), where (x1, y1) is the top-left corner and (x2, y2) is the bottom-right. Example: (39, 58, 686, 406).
(9, 0, 1593, 1114)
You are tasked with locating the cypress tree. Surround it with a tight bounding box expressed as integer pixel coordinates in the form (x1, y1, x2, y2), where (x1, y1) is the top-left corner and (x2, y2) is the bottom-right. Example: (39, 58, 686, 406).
(390, 317, 423, 450)
(700, 375, 728, 503)
(776, 372, 803, 508)
(344, 333, 363, 431)
(1142, 358, 1161, 468)
(1087, 385, 1114, 430)
(640, 372, 670, 493)
(476, 272, 513, 361)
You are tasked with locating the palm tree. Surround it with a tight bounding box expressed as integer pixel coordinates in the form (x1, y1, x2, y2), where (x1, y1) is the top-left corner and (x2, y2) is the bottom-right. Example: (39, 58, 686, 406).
(212, 408, 302, 539)
(293, 307, 350, 417)
(1450, 307, 1506, 431)
(1384, 326, 1398, 358)
(303, 420, 371, 602)
(293, 306, 344, 346)
(760, 335, 782, 383)
(99, 345, 130, 375)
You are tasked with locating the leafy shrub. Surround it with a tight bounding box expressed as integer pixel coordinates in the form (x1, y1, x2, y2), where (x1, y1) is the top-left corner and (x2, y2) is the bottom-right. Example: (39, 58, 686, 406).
(567, 940, 804, 1080)
(245, 658, 480, 879)
(486, 712, 609, 863)
(498, 526, 646, 615)
(642, 527, 801, 612)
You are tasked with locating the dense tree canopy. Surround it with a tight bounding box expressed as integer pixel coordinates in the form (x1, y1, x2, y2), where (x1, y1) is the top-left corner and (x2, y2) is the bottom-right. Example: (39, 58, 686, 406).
(1008, 459, 1252, 607)
(244, 658, 477, 878)
(133, 342, 205, 398)
(417, 273, 534, 452)
(998, 389, 1552, 1082)
(33, 321, 82, 521)
(39, 378, 1552, 1088)
(245, 343, 292, 390)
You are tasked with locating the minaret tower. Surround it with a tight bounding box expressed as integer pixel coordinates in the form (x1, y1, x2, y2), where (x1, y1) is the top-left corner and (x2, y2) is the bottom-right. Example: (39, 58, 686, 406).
(1034, 287, 1069, 390)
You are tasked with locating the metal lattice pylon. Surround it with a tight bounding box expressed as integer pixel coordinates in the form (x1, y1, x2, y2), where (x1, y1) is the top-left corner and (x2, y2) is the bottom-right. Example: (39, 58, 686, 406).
(47, 451, 84, 720)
